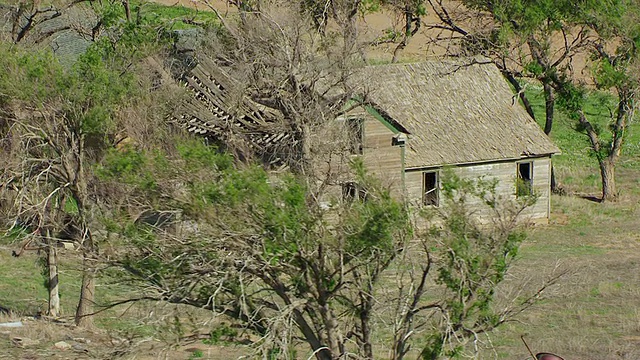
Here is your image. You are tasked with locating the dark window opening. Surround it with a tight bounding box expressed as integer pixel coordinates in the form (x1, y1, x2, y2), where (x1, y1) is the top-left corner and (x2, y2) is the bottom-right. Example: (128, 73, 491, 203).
(423, 172, 439, 206)
(347, 118, 364, 155)
(517, 162, 533, 196)
(342, 181, 368, 202)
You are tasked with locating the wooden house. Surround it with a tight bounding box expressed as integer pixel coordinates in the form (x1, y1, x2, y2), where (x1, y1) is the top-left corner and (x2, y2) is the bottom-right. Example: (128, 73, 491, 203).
(343, 57, 561, 223)
(171, 55, 560, 223)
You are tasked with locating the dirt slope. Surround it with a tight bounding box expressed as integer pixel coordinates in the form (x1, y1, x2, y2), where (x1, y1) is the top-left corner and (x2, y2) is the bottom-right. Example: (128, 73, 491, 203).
(148, 0, 452, 61)
(149, 0, 591, 78)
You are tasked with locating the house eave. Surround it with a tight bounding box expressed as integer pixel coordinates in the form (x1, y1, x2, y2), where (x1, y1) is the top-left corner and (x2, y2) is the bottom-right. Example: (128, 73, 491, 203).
(404, 153, 558, 172)
(340, 98, 411, 135)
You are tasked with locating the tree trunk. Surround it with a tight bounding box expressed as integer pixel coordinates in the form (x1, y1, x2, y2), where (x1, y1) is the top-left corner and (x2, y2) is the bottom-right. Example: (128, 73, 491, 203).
(271, 277, 332, 360)
(293, 308, 333, 360)
(47, 234, 60, 317)
(392, 8, 412, 63)
(543, 82, 554, 135)
(123, 0, 131, 22)
(600, 158, 617, 202)
(319, 301, 342, 359)
(392, 6, 420, 64)
(75, 253, 96, 327)
(542, 81, 561, 192)
(504, 72, 536, 120)
(358, 293, 374, 359)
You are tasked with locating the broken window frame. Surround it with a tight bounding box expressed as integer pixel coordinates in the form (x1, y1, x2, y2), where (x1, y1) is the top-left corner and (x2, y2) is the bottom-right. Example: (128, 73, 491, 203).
(422, 171, 439, 207)
(342, 181, 368, 202)
(516, 161, 534, 197)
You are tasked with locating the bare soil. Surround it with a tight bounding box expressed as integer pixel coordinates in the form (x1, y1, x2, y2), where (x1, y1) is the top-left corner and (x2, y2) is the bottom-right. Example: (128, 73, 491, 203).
(149, 0, 442, 61)
(149, 0, 591, 78)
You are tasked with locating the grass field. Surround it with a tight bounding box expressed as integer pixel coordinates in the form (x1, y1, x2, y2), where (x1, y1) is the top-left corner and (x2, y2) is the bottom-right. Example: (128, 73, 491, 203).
(482, 182, 640, 359)
(136, 1, 219, 30)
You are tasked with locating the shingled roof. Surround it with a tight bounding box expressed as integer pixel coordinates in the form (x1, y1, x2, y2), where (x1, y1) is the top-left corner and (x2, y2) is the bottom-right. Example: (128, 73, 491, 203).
(0, 4, 96, 67)
(359, 57, 560, 169)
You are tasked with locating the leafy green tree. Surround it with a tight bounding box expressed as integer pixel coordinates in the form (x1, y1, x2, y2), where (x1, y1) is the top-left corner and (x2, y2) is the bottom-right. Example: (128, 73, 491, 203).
(424, 0, 622, 134)
(556, 2, 640, 201)
(462, 0, 624, 135)
(0, 45, 112, 324)
(423, 0, 637, 198)
(103, 143, 411, 359)
(419, 173, 542, 359)
(483, 0, 599, 193)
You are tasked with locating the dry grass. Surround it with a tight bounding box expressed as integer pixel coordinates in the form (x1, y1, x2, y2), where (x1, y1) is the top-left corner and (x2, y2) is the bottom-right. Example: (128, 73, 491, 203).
(476, 170, 640, 359)
(0, 245, 250, 359)
(0, 311, 101, 359)
(0, 290, 251, 359)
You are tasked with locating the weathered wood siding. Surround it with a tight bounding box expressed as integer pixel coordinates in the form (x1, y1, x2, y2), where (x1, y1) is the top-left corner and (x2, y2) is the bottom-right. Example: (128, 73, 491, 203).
(405, 157, 552, 223)
(318, 108, 553, 224)
(362, 115, 403, 195)
(312, 111, 402, 202)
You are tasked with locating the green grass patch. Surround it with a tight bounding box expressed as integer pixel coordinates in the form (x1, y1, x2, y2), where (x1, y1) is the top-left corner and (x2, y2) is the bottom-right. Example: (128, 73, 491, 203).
(0, 253, 47, 314)
(523, 241, 606, 257)
(0, 250, 82, 315)
(135, 1, 219, 30)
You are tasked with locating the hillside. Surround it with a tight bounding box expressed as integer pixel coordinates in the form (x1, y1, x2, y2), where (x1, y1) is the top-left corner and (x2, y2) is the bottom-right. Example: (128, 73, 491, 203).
(1, 1, 639, 360)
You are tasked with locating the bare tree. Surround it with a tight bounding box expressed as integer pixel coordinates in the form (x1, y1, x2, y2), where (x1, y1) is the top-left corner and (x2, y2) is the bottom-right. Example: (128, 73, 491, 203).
(10, 1, 63, 44)
(195, 0, 365, 174)
(1, 100, 97, 324)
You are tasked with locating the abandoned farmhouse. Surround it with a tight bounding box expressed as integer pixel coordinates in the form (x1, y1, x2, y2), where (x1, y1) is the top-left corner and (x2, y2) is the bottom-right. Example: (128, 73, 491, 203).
(0, 0, 561, 223)
(176, 56, 560, 224)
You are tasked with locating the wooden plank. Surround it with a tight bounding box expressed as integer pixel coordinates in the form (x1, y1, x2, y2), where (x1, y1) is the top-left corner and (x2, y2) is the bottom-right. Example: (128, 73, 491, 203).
(191, 66, 227, 103)
(403, 158, 552, 223)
